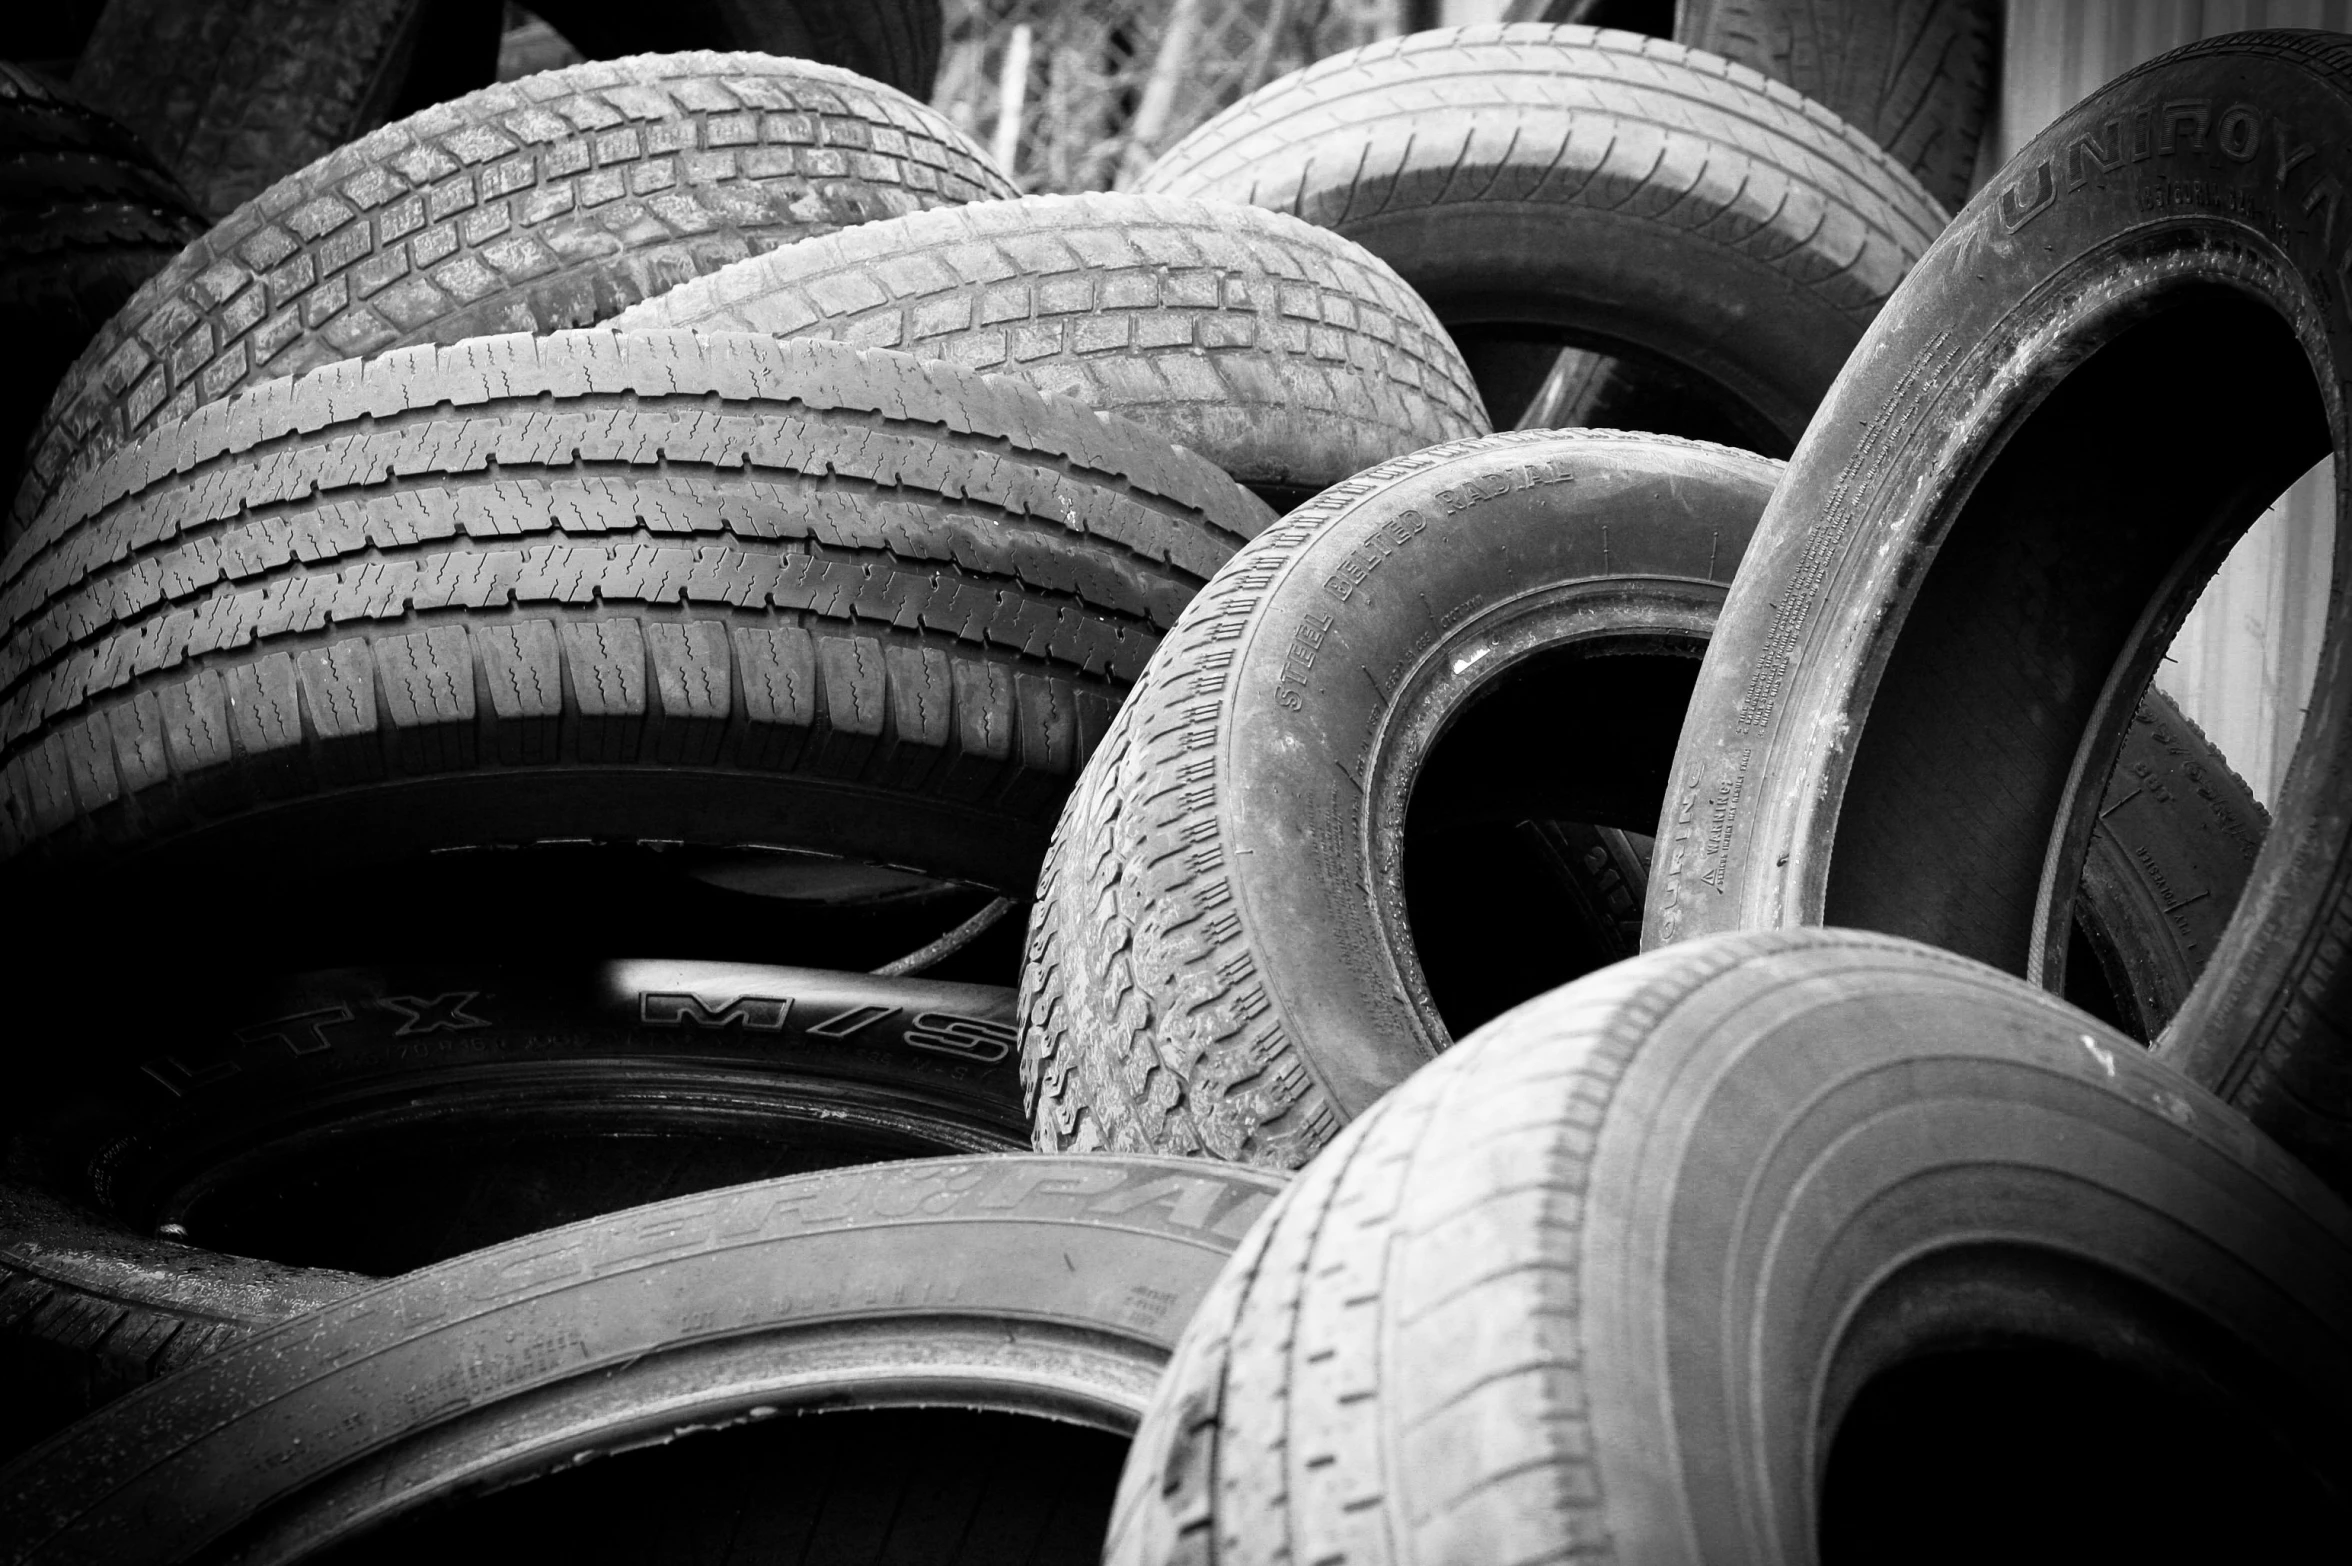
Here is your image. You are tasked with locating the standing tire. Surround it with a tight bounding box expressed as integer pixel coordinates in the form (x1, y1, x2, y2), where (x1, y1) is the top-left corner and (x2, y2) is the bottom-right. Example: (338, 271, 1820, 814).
(1136, 23, 1946, 440)
(613, 192, 1490, 510)
(0, 1154, 1283, 1564)
(11, 50, 1013, 539)
(0, 62, 205, 510)
(11, 959, 1026, 1278)
(1107, 930, 2352, 1565)
(1644, 32, 2352, 1194)
(0, 1185, 365, 1463)
(1021, 429, 2258, 1168)
(0, 329, 1271, 892)
(530, 0, 943, 99)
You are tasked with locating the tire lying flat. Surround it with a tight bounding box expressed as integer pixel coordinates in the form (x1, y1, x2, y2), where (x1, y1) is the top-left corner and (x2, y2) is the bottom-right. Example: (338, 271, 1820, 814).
(1645, 31, 2352, 1194)
(1023, 429, 2268, 1168)
(0, 330, 1270, 892)
(613, 191, 1490, 507)
(12, 50, 1013, 537)
(0, 1154, 1284, 1564)
(1137, 23, 1946, 442)
(0, 62, 206, 511)
(12, 959, 1026, 1277)
(1107, 930, 2352, 1564)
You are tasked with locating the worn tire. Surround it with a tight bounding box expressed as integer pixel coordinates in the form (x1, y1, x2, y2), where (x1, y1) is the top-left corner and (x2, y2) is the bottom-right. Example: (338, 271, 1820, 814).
(11, 50, 1013, 539)
(1645, 32, 2352, 1195)
(614, 192, 1490, 508)
(67, 0, 501, 222)
(1681, 0, 2000, 213)
(0, 1185, 365, 1463)
(12, 959, 1025, 1277)
(0, 329, 1271, 891)
(0, 62, 206, 511)
(1137, 23, 1946, 443)
(532, 0, 942, 99)
(1022, 430, 2270, 1168)
(0, 1153, 1283, 1563)
(1107, 930, 2352, 1565)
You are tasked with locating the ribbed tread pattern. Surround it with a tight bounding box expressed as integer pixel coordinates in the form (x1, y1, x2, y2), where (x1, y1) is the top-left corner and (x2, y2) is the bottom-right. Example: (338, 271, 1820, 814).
(1681, 0, 1999, 212)
(1021, 426, 1701, 1167)
(1102, 938, 1717, 1565)
(14, 49, 1015, 539)
(614, 191, 1489, 492)
(0, 328, 1271, 870)
(1139, 22, 1948, 322)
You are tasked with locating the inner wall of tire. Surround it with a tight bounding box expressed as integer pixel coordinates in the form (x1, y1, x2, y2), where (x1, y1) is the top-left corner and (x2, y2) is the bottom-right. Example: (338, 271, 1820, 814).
(1821, 285, 2330, 985)
(301, 1407, 1123, 1565)
(1816, 1244, 2341, 1560)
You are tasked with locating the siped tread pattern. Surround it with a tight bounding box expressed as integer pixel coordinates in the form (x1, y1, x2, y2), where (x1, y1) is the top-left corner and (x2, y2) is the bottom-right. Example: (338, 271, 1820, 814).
(1681, 0, 1999, 213)
(0, 329, 1271, 870)
(613, 191, 1489, 492)
(13, 50, 1015, 540)
(1139, 22, 1948, 323)
(1021, 426, 1704, 1167)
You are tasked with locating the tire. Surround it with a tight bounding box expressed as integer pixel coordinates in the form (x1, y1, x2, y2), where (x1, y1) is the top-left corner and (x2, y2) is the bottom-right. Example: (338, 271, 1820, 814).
(531, 0, 943, 99)
(0, 329, 1270, 894)
(1135, 23, 1947, 443)
(612, 192, 1491, 509)
(0, 1153, 1284, 1563)
(1644, 32, 2352, 1194)
(1022, 430, 2270, 1169)
(0, 62, 205, 511)
(12, 959, 1026, 1278)
(67, 0, 503, 222)
(1106, 930, 2352, 1565)
(11, 51, 1014, 540)
(1681, 0, 1999, 213)
(0, 1184, 365, 1463)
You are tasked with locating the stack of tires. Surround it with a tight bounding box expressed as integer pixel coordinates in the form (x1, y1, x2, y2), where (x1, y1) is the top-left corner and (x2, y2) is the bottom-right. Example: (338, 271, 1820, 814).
(4, 8, 2351, 1563)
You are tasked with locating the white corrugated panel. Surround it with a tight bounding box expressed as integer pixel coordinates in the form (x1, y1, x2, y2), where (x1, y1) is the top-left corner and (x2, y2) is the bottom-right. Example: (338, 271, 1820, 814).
(1995, 0, 2344, 803)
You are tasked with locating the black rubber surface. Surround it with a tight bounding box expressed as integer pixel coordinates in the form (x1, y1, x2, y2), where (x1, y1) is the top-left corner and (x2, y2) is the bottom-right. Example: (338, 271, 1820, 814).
(0, 329, 1271, 893)
(1647, 30, 2352, 1195)
(0, 1153, 1284, 1564)
(14, 49, 1011, 536)
(1107, 930, 2352, 1564)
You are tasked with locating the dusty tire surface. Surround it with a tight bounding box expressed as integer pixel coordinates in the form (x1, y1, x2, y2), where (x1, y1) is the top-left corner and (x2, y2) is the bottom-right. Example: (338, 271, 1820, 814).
(0, 329, 1271, 891)
(614, 191, 1489, 505)
(1680, 0, 1999, 212)
(0, 1153, 1283, 1563)
(0, 63, 206, 510)
(1644, 31, 2352, 1194)
(0, 1185, 365, 1464)
(1107, 930, 2352, 1565)
(1137, 23, 1946, 443)
(12, 50, 1013, 538)
(532, 0, 943, 99)
(12, 959, 1026, 1277)
(1021, 429, 2267, 1169)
